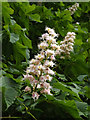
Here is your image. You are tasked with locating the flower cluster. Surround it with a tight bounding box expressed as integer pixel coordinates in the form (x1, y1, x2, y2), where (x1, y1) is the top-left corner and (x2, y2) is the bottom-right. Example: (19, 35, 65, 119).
(60, 32, 76, 59)
(23, 27, 76, 101)
(23, 27, 59, 101)
(68, 3, 79, 15)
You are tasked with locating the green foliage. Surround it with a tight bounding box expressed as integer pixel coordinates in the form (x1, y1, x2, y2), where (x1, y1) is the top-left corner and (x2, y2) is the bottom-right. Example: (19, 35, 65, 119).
(1, 1, 89, 120)
(1, 76, 19, 109)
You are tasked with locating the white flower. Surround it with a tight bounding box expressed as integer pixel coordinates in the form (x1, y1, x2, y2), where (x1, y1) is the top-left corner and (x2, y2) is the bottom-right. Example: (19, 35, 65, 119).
(68, 38, 74, 43)
(40, 76, 46, 82)
(51, 44, 58, 50)
(23, 74, 30, 80)
(45, 75, 53, 81)
(75, 3, 79, 7)
(46, 36, 56, 43)
(44, 60, 55, 67)
(30, 59, 40, 65)
(60, 56, 65, 59)
(35, 54, 45, 60)
(32, 92, 40, 101)
(37, 64, 43, 70)
(45, 49, 55, 56)
(45, 27, 55, 34)
(43, 82, 52, 89)
(40, 89, 52, 95)
(48, 68, 55, 75)
(25, 86, 31, 92)
(37, 84, 41, 88)
(68, 3, 79, 15)
(38, 41, 49, 49)
(55, 50, 60, 55)
(76, 22, 79, 25)
(50, 55, 55, 60)
(60, 31, 75, 58)
(68, 42, 74, 46)
(26, 68, 31, 74)
(40, 33, 49, 40)
(23, 27, 76, 101)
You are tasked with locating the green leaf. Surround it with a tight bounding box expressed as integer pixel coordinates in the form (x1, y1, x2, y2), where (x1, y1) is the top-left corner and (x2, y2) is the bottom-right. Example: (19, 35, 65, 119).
(75, 39, 83, 46)
(37, 99, 82, 120)
(22, 33, 32, 49)
(29, 14, 42, 23)
(20, 3, 36, 14)
(77, 75, 87, 81)
(54, 100, 81, 119)
(5, 87, 18, 108)
(75, 101, 88, 117)
(25, 4, 36, 14)
(13, 42, 28, 64)
(1, 76, 19, 109)
(53, 81, 80, 99)
(56, 73, 67, 81)
(10, 33, 19, 43)
(2, 2, 14, 24)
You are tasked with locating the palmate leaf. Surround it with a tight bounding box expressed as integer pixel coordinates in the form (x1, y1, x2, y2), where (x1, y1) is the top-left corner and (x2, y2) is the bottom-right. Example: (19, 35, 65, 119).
(53, 81, 81, 100)
(56, 72, 67, 81)
(21, 33, 32, 49)
(2, 2, 14, 24)
(19, 2, 36, 14)
(35, 98, 82, 120)
(77, 75, 88, 81)
(13, 42, 30, 64)
(10, 33, 19, 43)
(29, 14, 42, 23)
(1, 76, 19, 109)
(75, 101, 88, 117)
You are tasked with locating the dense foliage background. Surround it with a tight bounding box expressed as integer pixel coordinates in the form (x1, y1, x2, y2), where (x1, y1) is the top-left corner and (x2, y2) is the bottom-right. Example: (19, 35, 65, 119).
(1, 1, 90, 120)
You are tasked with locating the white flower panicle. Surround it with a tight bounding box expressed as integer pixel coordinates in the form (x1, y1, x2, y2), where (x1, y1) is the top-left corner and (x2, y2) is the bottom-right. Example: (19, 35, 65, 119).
(23, 27, 59, 101)
(23, 27, 76, 101)
(68, 3, 79, 15)
(60, 32, 76, 59)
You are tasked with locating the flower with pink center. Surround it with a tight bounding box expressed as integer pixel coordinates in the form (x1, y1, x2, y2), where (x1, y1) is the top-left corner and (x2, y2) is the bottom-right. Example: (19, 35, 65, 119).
(25, 86, 31, 92)
(32, 92, 40, 101)
(40, 76, 46, 82)
(40, 33, 49, 40)
(50, 55, 55, 60)
(43, 82, 52, 89)
(43, 67, 55, 75)
(34, 70, 41, 77)
(40, 89, 52, 95)
(29, 75, 34, 80)
(23, 74, 30, 80)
